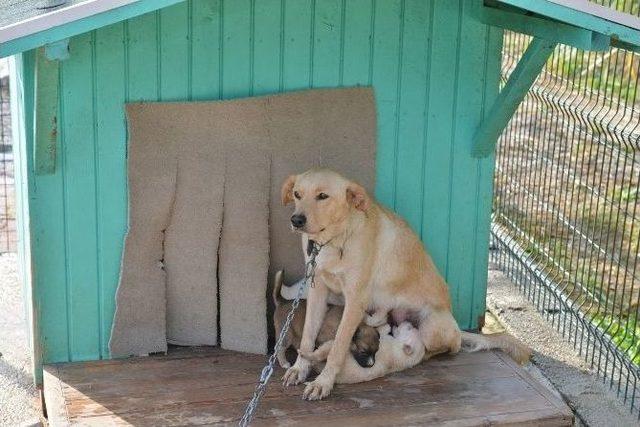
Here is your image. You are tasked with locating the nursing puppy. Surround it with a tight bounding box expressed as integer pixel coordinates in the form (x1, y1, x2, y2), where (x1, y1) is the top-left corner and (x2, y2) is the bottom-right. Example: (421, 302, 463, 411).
(281, 169, 531, 400)
(273, 270, 380, 369)
(299, 322, 424, 384)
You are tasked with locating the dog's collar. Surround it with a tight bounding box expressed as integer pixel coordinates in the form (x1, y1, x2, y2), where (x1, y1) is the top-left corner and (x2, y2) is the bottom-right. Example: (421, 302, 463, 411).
(307, 237, 335, 255)
(308, 236, 345, 259)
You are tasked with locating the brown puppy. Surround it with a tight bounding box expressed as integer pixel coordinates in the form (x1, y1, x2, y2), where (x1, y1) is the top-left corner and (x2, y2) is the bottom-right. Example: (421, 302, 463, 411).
(272, 270, 380, 369)
(299, 322, 425, 385)
(280, 169, 531, 400)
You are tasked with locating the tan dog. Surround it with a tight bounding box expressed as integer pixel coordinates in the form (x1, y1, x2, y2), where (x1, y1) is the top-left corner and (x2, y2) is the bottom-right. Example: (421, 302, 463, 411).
(280, 169, 530, 400)
(272, 270, 380, 369)
(299, 322, 425, 384)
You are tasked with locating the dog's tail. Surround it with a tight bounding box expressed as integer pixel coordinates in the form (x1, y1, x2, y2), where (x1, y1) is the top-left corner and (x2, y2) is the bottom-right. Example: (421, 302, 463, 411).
(273, 270, 287, 306)
(460, 331, 531, 365)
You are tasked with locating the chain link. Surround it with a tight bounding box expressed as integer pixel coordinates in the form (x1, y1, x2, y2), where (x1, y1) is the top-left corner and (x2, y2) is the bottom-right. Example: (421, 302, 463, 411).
(239, 241, 323, 427)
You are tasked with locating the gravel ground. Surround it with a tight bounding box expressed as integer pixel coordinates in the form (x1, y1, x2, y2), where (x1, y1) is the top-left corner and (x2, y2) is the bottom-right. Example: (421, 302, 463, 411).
(0, 253, 41, 426)
(486, 262, 639, 427)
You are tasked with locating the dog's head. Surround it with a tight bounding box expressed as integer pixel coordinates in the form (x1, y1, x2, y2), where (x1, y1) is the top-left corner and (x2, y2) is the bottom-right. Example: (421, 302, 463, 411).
(350, 324, 380, 368)
(392, 321, 422, 357)
(281, 169, 370, 241)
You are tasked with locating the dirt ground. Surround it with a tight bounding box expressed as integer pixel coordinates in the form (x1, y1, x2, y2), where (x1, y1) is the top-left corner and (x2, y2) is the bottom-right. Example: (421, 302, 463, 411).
(0, 253, 41, 426)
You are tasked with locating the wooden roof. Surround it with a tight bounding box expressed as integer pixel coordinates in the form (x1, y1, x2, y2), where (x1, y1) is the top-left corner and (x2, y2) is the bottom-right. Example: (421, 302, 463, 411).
(497, 0, 640, 46)
(0, 0, 185, 57)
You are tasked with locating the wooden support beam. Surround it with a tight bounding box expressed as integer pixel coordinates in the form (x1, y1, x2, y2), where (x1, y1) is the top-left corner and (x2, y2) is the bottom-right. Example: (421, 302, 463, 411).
(472, 38, 556, 158)
(33, 46, 59, 175)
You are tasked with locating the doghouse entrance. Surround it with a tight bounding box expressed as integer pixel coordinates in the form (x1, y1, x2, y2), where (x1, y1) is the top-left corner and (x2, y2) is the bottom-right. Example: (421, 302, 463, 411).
(43, 347, 571, 426)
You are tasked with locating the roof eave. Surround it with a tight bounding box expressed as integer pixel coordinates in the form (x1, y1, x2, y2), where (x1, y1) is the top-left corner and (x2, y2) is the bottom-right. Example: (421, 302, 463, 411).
(0, 0, 186, 58)
(495, 0, 640, 47)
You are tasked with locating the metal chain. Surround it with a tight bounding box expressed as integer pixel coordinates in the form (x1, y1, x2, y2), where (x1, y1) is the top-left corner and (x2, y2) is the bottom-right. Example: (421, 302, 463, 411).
(239, 241, 323, 427)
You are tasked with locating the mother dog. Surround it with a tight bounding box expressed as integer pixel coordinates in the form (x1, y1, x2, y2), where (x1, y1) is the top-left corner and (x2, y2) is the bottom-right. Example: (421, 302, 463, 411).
(281, 169, 529, 400)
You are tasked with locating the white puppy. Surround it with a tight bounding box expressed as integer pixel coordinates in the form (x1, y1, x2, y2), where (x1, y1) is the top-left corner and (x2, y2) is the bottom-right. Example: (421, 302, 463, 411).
(299, 321, 425, 384)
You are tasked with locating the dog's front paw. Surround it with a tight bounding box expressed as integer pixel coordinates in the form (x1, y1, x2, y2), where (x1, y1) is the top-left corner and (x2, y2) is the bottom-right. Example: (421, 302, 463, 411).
(303, 374, 334, 400)
(282, 363, 309, 386)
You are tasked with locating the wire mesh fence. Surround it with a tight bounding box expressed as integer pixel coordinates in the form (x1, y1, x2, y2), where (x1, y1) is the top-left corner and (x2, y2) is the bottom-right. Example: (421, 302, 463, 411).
(491, 17, 640, 417)
(592, 0, 640, 15)
(0, 70, 16, 254)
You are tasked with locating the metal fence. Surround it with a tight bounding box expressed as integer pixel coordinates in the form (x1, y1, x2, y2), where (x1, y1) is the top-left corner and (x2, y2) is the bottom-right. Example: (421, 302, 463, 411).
(491, 14, 640, 417)
(592, 0, 640, 15)
(0, 71, 15, 253)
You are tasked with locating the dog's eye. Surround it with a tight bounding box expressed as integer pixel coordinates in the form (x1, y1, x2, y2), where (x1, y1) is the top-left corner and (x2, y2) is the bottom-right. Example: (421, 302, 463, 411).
(294, 191, 301, 200)
(316, 192, 329, 200)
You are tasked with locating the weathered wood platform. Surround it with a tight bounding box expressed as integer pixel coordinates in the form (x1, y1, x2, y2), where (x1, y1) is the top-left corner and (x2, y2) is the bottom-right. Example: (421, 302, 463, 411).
(43, 347, 572, 426)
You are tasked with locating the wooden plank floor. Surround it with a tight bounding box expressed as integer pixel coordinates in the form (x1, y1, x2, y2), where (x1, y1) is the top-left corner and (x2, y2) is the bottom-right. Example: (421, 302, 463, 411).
(43, 347, 573, 426)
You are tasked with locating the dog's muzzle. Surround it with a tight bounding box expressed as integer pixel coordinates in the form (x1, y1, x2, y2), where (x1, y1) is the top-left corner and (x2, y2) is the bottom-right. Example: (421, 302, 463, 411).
(354, 352, 376, 368)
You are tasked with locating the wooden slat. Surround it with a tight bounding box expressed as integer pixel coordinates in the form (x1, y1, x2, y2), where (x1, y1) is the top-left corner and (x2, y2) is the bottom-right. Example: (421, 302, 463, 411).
(93, 21, 127, 359)
(43, 349, 573, 426)
(33, 46, 59, 175)
(60, 31, 102, 362)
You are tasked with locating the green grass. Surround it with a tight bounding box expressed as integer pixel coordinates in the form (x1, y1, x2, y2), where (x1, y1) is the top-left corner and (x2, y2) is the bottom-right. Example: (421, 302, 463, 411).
(592, 313, 640, 364)
(611, 186, 639, 203)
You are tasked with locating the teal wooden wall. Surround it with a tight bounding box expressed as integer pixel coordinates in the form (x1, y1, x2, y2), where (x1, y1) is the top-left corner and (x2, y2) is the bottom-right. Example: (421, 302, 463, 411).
(14, 0, 502, 366)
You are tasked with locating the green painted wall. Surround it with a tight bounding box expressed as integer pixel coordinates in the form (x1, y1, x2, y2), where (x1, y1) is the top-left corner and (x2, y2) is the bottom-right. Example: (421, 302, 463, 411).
(14, 0, 502, 365)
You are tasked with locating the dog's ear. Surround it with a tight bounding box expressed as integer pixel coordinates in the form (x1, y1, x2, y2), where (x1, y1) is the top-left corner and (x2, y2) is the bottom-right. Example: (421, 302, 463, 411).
(403, 344, 414, 356)
(347, 183, 370, 212)
(281, 175, 297, 205)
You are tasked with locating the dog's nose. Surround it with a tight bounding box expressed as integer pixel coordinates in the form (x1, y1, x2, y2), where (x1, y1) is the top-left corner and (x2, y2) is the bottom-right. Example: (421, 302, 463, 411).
(291, 214, 307, 228)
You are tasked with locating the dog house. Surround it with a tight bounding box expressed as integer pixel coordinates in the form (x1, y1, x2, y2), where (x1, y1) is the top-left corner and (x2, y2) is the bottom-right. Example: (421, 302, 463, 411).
(3, 0, 639, 425)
